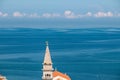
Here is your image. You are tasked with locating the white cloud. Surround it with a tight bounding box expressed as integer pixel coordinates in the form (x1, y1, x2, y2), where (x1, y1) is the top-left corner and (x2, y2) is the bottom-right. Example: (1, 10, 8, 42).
(64, 10, 77, 18)
(13, 12, 23, 17)
(3, 13, 8, 17)
(13, 12, 40, 18)
(64, 10, 72, 16)
(64, 11, 93, 18)
(77, 12, 92, 18)
(13, 12, 61, 18)
(94, 12, 113, 17)
(86, 12, 92, 16)
(0, 11, 8, 17)
(107, 12, 113, 16)
(42, 13, 51, 18)
(0, 11, 120, 18)
(42, 13, 61, 18)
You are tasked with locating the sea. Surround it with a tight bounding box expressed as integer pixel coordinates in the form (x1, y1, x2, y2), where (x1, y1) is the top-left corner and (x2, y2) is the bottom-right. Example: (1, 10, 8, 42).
(0, 27, 120, 80)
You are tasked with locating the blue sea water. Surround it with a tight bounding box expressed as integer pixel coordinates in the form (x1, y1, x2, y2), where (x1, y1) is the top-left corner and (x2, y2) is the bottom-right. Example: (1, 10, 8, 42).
(0, 28, 120, 80)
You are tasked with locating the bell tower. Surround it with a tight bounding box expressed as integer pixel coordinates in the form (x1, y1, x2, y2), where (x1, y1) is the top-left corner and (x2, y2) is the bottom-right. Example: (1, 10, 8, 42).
(42, 41, 54, 80)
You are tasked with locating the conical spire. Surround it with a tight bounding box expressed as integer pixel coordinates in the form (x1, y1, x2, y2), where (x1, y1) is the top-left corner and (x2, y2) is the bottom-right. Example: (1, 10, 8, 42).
(42, 41, 53, 80)
(43, 41, 52, 64)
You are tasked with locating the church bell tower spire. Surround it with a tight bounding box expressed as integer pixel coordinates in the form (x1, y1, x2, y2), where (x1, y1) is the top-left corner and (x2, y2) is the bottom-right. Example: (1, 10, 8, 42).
(42, 41, 53, 80)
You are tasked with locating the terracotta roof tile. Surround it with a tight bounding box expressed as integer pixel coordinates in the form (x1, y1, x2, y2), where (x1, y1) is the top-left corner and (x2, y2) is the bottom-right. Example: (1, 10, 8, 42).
(53, 71, 71, 80)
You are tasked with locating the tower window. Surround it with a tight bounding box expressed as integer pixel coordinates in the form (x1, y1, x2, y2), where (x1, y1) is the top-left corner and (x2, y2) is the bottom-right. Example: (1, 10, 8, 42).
(45, 74, 51, 77)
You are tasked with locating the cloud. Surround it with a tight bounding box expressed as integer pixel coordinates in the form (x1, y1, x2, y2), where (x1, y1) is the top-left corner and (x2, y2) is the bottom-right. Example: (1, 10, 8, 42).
(64, 10, 77, 18)
(13, 12, 40, 18)
(77, 12, 93, 18)
(13, 12, 24, 17)
(0, 11, 8, 17)
(3, 13, 8, 17)
(12, 11, 76, 18)
(64, 11, 93, 18)
(42, 13, 61, 18)
(94, 12, 113, 17)
(12, 12, 61, 18)
(86, 12, 92, 16)
(64, 10, 73, 16)
(42, 13, 51, 18)
(0, 11, 120, 18)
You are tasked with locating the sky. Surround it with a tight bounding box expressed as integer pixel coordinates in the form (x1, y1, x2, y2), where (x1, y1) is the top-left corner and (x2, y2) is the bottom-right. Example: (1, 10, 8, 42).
(0, 0, 120, 28)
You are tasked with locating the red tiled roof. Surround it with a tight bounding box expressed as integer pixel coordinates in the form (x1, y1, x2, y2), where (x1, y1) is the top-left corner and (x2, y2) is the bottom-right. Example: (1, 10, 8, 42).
(0, 77, 5, 80)
(53, 71, 71, 80)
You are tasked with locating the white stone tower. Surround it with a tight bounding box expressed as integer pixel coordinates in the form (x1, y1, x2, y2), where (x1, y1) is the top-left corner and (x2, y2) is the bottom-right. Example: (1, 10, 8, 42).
(42, 41, 54, 80)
